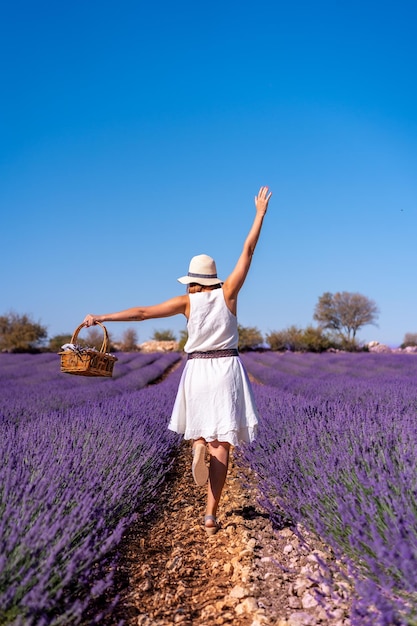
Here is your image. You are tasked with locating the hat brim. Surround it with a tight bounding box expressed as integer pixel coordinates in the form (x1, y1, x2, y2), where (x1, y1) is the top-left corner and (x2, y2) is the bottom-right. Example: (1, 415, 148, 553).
(177, 276, 223, 286)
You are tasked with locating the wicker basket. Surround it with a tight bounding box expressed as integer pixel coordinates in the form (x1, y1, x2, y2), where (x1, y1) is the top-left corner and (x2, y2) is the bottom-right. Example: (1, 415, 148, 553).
(59, 322, 118, 377)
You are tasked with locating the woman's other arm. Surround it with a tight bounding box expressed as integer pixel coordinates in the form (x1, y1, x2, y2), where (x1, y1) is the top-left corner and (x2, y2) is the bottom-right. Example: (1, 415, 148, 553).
(83, 295, 189, 327)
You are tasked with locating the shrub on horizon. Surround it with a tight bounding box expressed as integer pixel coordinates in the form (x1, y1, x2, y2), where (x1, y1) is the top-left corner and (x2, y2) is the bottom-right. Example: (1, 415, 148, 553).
(266, 324, 336, 352)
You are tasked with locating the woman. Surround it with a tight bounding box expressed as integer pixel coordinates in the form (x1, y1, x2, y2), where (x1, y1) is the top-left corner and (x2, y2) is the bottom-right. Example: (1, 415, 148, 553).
(84, 185, 272, 535)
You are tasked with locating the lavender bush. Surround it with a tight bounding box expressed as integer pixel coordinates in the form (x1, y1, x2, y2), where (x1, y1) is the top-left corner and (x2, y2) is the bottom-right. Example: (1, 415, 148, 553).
(240, 352, 417, 626)
(0, 352, 183, 625)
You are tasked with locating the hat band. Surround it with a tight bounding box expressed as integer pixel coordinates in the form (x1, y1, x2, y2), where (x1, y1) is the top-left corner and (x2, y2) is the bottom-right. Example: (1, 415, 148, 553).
(188, 272, 218, 279)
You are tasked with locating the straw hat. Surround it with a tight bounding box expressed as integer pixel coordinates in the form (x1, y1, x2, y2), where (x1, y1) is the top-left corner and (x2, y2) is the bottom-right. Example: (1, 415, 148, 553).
(177, 254, 223, 286)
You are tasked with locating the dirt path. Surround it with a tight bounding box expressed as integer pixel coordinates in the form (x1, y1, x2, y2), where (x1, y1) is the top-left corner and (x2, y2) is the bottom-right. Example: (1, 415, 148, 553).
(109, 442, 351, 626)
(110, 442, 265, 625)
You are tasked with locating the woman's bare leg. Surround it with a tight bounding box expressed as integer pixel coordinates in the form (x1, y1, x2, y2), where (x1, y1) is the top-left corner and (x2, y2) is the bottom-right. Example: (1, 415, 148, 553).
(192, 438, 208, 486)
(205, 440, 230, 527)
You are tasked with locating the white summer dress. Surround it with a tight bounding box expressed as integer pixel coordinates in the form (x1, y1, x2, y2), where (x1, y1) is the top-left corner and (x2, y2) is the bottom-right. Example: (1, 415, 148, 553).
(168, 288, 259, 446)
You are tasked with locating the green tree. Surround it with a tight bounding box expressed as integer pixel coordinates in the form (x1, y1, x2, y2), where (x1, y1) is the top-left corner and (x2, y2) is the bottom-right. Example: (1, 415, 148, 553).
(0, 311, 47, 352)
(300, 325, 334, 352)
(238, 324, 263, 351)
(152, 329, 177, 341)
(313, 291, 379, 348)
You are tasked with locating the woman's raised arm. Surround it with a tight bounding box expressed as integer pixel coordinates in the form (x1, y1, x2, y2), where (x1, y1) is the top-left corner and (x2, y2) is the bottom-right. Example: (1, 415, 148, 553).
(222, 186, 272, 314)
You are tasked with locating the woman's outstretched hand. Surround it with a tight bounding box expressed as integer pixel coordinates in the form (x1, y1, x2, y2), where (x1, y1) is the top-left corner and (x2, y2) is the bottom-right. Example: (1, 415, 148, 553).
(83, 314, 97, 328)
(255, 186, 272, 216)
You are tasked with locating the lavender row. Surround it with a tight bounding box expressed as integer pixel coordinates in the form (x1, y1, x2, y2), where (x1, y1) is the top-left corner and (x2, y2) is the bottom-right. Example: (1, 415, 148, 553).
(238, 353, 417, 625)
(0, 352, 181, 420)
(241, 351, 417, 405)
(0, 357, 184, 625)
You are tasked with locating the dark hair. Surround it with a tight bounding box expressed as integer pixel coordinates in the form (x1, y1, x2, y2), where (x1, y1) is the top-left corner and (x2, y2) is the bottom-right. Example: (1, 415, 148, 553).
(187, 283, 222, 294)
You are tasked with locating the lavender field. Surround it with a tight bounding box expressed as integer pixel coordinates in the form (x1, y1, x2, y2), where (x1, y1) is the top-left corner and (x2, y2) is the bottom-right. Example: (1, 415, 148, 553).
(2, 351, 417, 625)
(240, 352, 417, 626)
(0, 351, 183, 625)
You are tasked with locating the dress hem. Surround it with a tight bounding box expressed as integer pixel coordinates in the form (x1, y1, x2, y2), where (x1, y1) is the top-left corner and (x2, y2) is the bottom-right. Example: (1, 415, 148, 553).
(167, 425, 257, 448)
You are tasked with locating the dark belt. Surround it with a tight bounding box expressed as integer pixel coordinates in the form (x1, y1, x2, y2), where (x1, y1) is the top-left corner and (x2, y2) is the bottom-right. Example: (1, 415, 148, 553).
(187, 349, 239, 360)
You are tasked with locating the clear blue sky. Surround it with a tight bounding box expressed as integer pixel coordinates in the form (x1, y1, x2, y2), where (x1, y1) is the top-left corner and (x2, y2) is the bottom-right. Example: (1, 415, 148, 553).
(1, 0, 416, 347)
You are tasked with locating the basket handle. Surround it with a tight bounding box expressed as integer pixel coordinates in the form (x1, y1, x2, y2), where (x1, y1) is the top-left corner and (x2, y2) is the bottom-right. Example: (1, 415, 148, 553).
(70, 321, 110, 354)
